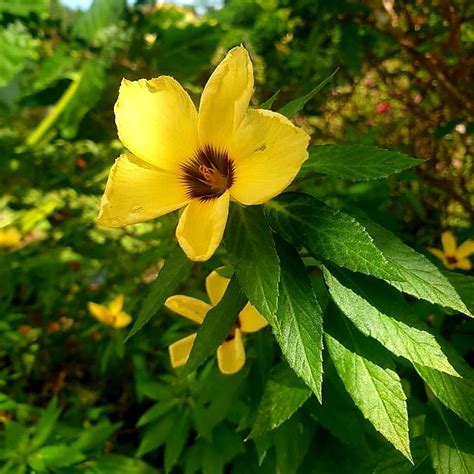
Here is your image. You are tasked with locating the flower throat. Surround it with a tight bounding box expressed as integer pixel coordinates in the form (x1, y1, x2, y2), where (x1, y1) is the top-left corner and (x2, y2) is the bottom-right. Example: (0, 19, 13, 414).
(181, 145, 235, 201)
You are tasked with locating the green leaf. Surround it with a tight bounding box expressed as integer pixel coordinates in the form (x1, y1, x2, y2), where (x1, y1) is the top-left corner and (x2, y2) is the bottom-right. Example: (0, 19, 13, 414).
(325, 307, 412, 461)
(4, 421, 29, 453)
(182, 275, 247, 375)
(92, 454, 158, 474)
(0, 0, 49, 16)
(249, 362, 311, 439)
(323, 266, 458, 375)
(73, 421, 122, 452)
(31, 46, 76, 93)
(443, 272, 474, 315)
(27, 445, 86, 470)
(273, 413, 315, 474)
(265, 193, 400, 281)
(164, 409, 190, 474)
(260, 90, 280, 110)
(127, 243, 192, 340)
(0, 23, 37, 87)
(30, 397, 61, 449)
(225, 204, 280, 321)
(72, 0, 126, 41)
(137, 412, 178, 458)
(91, 454, 158, 474)
(360, 217, 471, 315)
(137, 400, 179, 427)
(425, 404, 474, 474)
(278, 69, 338, 117)
(58, 59, 106, 139)
(415, 364, 474, 428)
(309, 364, 371, 451)
(298, 144, 423, 181)
(272, 238, 324, 399)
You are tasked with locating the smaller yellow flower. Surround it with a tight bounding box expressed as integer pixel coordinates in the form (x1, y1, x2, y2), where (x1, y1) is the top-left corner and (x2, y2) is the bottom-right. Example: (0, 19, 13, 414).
(87, 294, 132, 328)
(428, 231, 474, 271)
(165, 270, 268, 374)
(0, 227, 22, 248)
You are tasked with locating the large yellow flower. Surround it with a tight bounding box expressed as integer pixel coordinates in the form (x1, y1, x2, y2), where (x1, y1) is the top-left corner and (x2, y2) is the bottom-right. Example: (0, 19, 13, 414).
(165, 270, 268, 374)
(428, 231, 474, 271)
(87, 294, 132, 329)
(97, 46, 309, 261)
(0, 227, 22, 248)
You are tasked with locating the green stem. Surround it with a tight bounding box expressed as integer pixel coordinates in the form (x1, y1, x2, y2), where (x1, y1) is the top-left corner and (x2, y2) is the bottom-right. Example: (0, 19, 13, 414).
(26, 72, 82, 147)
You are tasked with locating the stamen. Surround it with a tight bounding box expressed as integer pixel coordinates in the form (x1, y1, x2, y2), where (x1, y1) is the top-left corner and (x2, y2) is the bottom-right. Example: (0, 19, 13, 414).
(446, 255, 457, 265)
(181, 145, 235, 201)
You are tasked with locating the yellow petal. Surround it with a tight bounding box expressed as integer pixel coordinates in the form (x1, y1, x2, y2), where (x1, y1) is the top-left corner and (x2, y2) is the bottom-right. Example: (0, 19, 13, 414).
(169, 334, 197, 368)
(456, 258, 472, 271)
(88, 302, 113, 325)
(205, 270, 230, 306)
(176, 191, 230, 261)
(115, 77, 198, 172)
(428, 247, 446, 262)
(229, 109, 309, 205)
(165, 295, 211, 324)
(456, 239, 474, 259)
(217, 329, 245, 374)
(238, 303, 268, 333)
(97, 153, 189, 228)
(441, 231, 457, 255)
(109, 294, 124, 314)
(198, 46, 253, 150)
(113, 312, 132, 329)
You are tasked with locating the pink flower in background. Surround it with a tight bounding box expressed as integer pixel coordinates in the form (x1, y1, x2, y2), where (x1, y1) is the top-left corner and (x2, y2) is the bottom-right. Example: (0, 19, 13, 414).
(376, 102, 391, 114)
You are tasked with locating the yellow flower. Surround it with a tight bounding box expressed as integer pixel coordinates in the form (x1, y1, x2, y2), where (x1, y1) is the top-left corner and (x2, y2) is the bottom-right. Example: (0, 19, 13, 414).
(0, 227, 22, 248)
(165, 270, 268, 374)
(428, 231, 474, 271)
(87, 294, 132, 328)
(97, 46, 309, 261)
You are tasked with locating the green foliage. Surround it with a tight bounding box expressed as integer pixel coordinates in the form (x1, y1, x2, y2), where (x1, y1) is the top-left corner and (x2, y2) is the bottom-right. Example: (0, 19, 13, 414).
(1, 0, 473, 472)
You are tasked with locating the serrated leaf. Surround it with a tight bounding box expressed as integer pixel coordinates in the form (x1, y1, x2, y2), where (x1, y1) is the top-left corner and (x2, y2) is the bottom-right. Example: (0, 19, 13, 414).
(415, 364, 474, 427)
(72, 0, 126, 41)
(323, 266, 458, 375)
(272, 238, 324, 399)
(127, 243, 191, 340)
(298, 144, 423, 181)
(360, 217, 471, 316)
(265, 193, 400, 281)
(425, 404, 474, 474)
(249, 362, 311, 439)
(182, 275, 247, 375)
(225, 204, 280, 322)
(30, 397, 61, 449)
(325, 307, 412, 461)
(278, 69, 338, 117)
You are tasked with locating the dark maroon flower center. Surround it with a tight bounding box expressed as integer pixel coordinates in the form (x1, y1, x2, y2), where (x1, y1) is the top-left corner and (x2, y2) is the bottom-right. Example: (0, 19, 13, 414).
(446, 255, 457, 265)
(181, 145, 235, 202)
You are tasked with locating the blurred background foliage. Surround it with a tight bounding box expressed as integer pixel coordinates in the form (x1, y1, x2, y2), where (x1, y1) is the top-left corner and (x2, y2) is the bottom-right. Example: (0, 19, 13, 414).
(0, 0, 473, 472)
